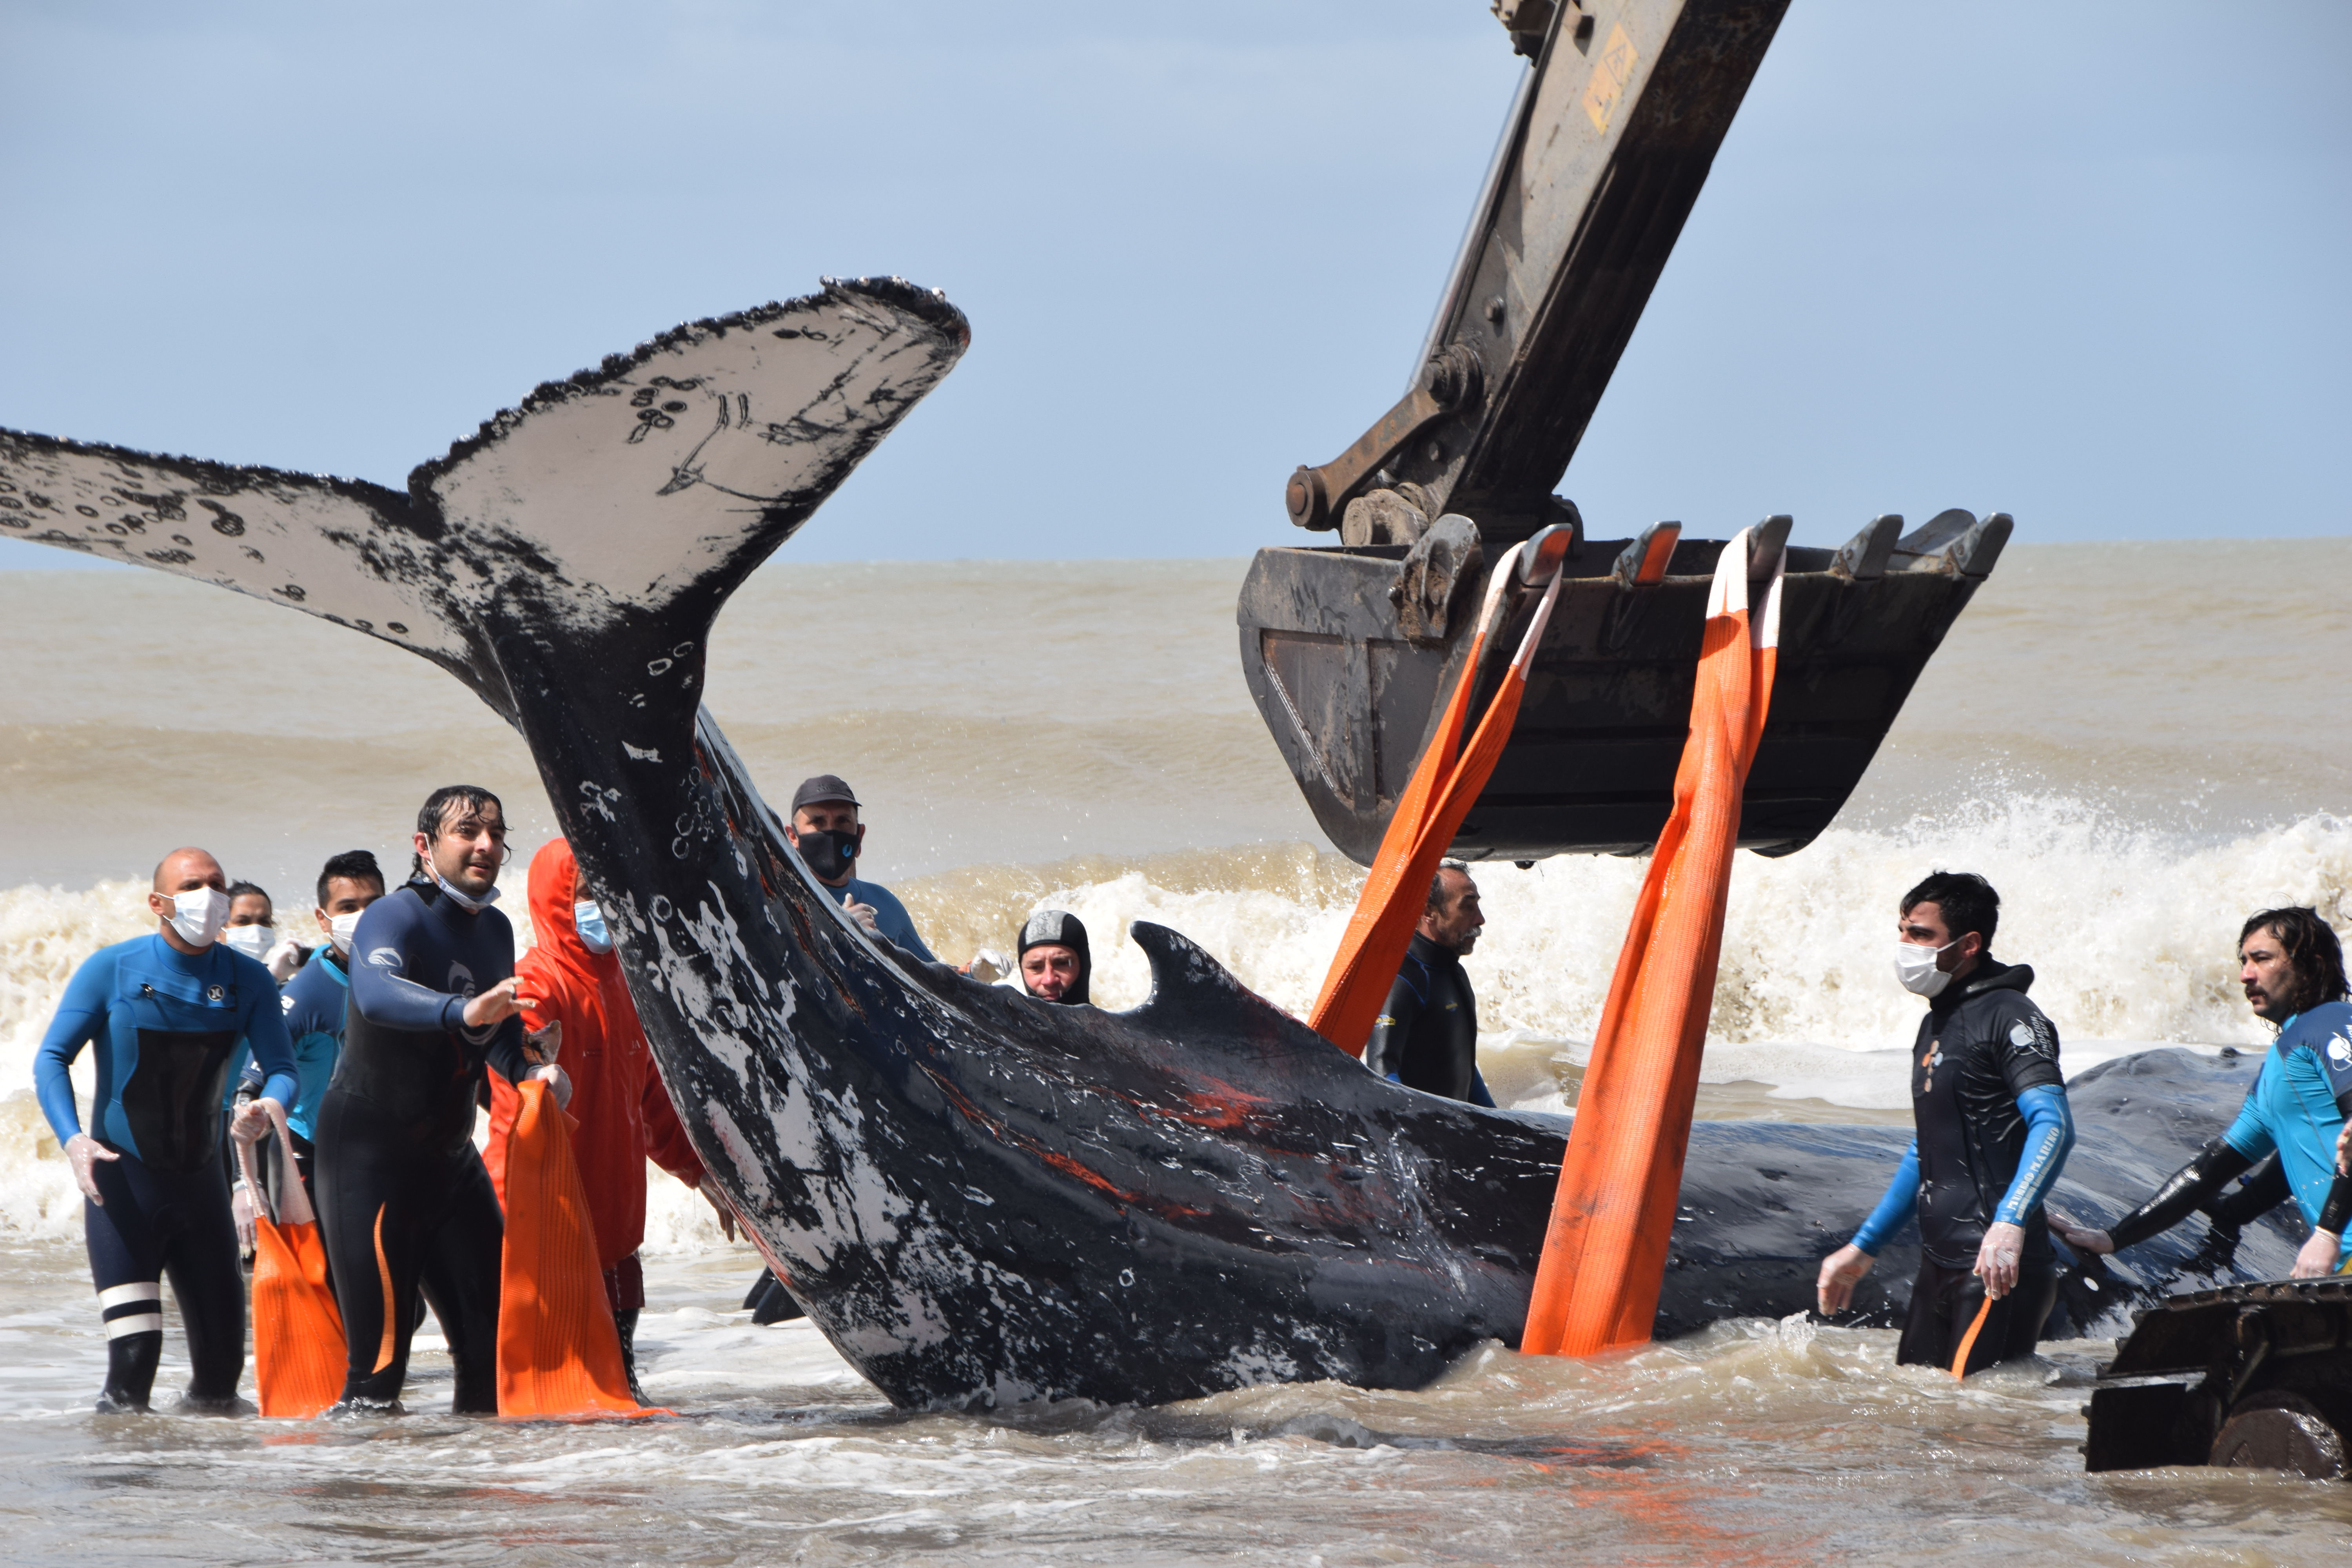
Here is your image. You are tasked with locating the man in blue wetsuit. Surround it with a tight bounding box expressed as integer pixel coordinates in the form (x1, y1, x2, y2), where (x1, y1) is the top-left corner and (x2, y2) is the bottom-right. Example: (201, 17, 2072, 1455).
(782, 773, 938, 963)
(2053, 907, 2352, 1279)
(33, 846, 299, 1413)
(227, 849, 386, 1242)
(314, 787, 568, 1414)
(1816, 872, 2076, 1374)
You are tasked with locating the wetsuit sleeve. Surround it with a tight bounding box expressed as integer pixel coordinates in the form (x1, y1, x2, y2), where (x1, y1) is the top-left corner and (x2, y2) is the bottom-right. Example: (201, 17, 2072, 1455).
(1992, 1083, 2074, 1228)
(33, 950, 113, 1143)
(2107, 1135, 2256, 1250)
(348, 900, 471, 1036)
(2319, 1172, 2352, 1236)
(1995, 1006, 2064, 1097)
(1363, 967, 1423, 1082)
(1468, 1067, 1496, 1110)
(2206, 1152, 2291, 1230)
(1851, 1140, 1920, 1257)
(239, 971, 300, 1108)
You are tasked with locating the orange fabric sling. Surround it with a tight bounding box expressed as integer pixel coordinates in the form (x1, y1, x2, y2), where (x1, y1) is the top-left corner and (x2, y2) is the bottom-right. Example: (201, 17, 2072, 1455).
(1309, 545, 1564, 1056)
(1521, 527, 1783, 1357)
(495, 1077, 639, 1415)
(236, 1103, 346, 1418)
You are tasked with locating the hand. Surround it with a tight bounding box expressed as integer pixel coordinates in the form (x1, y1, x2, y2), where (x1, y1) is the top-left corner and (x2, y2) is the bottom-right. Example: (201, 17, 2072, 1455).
(229, 1096, 282, 1148)
(522, 1018, 563, 1067)
(1816, 1243, 1874, 1316)
(232, 1183, 257, 1252)
(843, 898, 880, 938)
(2337, 1120, 2351, 1176)
(1974, 1219, 2027, 1299)
(463, 976, 526, 1031)
(65, 1133, 120, 1204)
(529, 1062, 572, 1111)
(698, 1180, 737, 1242)
(2047, 1211, 2116, 1256)
(2292, 1228, 2343, 1279)
(264, 938, 303, 983)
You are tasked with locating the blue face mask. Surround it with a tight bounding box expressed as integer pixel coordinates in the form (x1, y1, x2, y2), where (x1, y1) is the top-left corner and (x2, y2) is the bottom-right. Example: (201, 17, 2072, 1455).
(575, 900, 613, 954)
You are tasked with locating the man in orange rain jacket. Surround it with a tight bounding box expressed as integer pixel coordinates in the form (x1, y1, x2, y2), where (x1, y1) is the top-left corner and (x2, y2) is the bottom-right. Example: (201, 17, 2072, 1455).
(486, 838, 733, 1402)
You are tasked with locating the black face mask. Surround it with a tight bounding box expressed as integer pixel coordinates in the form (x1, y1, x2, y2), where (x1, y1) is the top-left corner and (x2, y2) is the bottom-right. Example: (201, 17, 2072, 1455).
(798, 828, 858, 883)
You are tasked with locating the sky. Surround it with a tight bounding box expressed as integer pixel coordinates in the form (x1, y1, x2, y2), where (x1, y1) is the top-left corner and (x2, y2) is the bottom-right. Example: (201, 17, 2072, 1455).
(2, 0, 2346, 568)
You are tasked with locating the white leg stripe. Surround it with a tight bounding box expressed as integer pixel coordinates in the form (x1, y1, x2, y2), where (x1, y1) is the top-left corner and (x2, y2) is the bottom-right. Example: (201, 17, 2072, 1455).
(98, 1283, 161, 1310)
(105, 1313, 163, 1338)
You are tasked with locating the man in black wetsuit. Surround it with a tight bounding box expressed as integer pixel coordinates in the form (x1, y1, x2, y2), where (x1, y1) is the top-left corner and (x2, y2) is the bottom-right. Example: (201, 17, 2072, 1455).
(1815, 871, 2076, 1374)
(315, 786, 568, 1414)
(1364, 861, 1495, 1107)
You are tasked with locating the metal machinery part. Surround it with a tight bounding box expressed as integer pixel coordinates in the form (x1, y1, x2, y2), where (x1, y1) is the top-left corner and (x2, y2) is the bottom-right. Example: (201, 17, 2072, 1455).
(1238, 0, 2010, 863)
(2085, 1279, 2352, 1479)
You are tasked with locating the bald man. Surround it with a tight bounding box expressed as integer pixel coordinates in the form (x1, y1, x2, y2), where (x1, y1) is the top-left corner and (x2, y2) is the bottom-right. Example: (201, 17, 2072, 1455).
(34, 847, 299, 1414)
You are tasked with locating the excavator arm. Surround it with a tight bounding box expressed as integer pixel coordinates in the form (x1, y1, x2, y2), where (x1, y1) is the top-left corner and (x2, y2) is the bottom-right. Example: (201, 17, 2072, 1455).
(1239, 2, 2013, 865)
(1286, 0, 1788, 548)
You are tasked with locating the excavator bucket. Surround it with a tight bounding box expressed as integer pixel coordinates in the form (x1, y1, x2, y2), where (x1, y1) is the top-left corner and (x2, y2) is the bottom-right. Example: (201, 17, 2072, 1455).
(1239, 508, 2009, 862)
(1246, 1, 2004, 862)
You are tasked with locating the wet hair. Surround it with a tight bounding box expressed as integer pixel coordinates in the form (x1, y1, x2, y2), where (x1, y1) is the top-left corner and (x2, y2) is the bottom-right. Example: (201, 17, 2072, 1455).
(2238, 907, 2349, 1013)
(409, 785, 505, 878)
(316, 849, 387, 908)
(226, 880, 271, 913)
(1900, 871, 2000, 949)
(1426, 859, 1472, 915)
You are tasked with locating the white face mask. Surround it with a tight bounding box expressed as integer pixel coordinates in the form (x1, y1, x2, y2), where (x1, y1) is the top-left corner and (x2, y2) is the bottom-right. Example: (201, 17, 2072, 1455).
(327, 911, 363, 953)
(223, 923, 277, 959)
(166, 886, 232, 947)
(573, 900, 613, 954)
(1895, 938, 1958, 998)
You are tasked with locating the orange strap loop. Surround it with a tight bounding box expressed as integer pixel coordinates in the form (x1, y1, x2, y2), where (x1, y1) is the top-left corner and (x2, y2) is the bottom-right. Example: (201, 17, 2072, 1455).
(495, 1078, 639, 1416)
(1520, 528, 1782, 1358)
(1310, 547, 1564, 1056)
(236, 1103, 347, 1418)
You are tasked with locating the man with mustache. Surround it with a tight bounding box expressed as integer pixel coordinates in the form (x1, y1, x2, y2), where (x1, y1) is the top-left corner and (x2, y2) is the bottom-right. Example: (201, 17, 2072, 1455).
(2053, 907, 2352, 1279)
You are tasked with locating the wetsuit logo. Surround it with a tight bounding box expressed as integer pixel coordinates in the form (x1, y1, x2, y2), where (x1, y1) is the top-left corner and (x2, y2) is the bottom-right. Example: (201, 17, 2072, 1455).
(1920, 1038, 1942, 1091)
(2329, 1033, 2352, 1072)
(2010, 1019, 2055, 1056)
(447, 962, 475, 996)
(367, 947, 403, 969)
(206, 984, 224, 1002)
(281, 994, 296, 1013)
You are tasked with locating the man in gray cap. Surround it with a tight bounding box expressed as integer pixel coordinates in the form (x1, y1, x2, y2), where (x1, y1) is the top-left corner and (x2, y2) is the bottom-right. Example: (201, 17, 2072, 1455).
(1017, 910, 1092, 1005)
(784, 774, 938, 964)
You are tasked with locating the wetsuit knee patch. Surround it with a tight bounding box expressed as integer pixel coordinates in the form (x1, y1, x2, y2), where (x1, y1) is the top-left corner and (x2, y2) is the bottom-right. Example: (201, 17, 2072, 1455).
(98, 1280, 163, 1339)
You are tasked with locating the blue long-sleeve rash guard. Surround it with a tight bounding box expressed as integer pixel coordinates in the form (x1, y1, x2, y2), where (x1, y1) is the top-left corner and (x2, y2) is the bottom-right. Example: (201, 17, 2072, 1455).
(2217, 1003, 2352, 1259)
(35, 934, 298, 1167)
(1853, 1085, 2074, 1256)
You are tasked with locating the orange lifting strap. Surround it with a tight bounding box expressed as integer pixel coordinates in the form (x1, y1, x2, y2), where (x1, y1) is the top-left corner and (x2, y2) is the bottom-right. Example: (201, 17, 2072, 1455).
(1521, 527, 1783, 1358)
(1310, 543, 1566, 1056)
(495, 1078, 640, 1416)
(236, 1103, 346, 1418)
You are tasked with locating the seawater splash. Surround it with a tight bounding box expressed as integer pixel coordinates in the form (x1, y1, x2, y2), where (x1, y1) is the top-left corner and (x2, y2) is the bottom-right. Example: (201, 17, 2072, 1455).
(4, 800, 2347, 1238)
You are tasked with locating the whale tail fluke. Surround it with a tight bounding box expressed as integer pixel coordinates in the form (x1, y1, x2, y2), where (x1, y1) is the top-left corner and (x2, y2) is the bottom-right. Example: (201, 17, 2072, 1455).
(0, 278, 969, 726)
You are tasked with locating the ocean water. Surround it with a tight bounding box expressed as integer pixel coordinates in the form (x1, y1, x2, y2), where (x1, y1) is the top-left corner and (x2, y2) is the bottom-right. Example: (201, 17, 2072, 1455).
(2, 541, 2350, 1561)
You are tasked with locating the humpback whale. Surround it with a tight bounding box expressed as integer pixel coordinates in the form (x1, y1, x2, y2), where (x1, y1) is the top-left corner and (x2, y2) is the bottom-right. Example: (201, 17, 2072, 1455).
(0, 280, 2298, 1407)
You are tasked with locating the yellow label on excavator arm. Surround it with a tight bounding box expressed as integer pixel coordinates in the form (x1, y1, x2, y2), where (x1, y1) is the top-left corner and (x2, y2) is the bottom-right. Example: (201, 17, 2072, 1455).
(1583, 23, 1638, 134)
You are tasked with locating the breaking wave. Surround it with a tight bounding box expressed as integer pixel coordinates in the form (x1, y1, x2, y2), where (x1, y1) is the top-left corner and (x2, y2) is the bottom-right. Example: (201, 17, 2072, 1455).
(4, 798, 2347, 1238)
